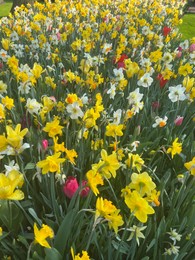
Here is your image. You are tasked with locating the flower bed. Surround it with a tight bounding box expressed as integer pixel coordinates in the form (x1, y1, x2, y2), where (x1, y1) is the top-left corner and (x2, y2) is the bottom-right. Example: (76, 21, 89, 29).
(0, 0, 195, 258)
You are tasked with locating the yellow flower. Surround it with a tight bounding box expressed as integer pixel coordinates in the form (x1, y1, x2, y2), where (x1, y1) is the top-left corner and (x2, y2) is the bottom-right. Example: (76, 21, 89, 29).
(129, 172, 156, 196)
(37, 152, 65, 174)
(106, 209, 124, 234)
(65, 93, 78, 104)
(86, 169, 104, 196)
(184, 157, 195, 176)
(0, 104, 5, 119)
(0, 227, 2, 236)
(6, 124, 28, 149)
(124, 190, 155, 223)
(53, 136, 65, 153)
(43, 117, 63, 137)
(149, 49, 162, 62)
(95, 197, 124, 233)
(0, 135, 7, 152)
(105, 124, 123, 138)
(34, 223, 54, 248)
(64, 148, 78, 165)
(96, 149, 120, 179)
(146, 189, 160, 206)
(71, 247, 90, 260)
(32, 62, 44, 80)
(125, 153, 144, 173)
(2, 96, 14, 110)
(83, 108, 99, 128)
(178, 63, 193, 77)
(1, 38, 10, 50)
(0, 170, 24, 200)
(167, 138, 182, 158)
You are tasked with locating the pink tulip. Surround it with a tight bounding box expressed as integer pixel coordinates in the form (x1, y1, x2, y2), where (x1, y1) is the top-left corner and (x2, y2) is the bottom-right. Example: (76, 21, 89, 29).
(174, 116, 184, 126)
(42, 139, 48, 150)
(189, 44, 195, 52)
(63, 177, 79, 198)
(80, 180, 90, 197)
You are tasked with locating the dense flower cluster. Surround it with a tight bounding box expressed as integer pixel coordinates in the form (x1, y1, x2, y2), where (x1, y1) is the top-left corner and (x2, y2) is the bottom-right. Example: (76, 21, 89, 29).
(0, 0, 194, 258)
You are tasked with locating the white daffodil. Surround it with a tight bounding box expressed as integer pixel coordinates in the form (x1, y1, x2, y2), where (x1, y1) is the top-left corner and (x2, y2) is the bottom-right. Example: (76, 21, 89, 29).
(152, 116, 168, 128)
(168, 85, 187, 103)
(66, 102, 84, 120)
(137, 73, 153, 88)
(26, 98, 42, 115)
(127, 225, 147, 246)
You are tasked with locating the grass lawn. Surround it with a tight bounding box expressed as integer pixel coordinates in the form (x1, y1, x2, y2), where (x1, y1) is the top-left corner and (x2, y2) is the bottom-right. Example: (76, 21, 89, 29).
(0, 0, 12, 18)
(179, 14, 195, 39)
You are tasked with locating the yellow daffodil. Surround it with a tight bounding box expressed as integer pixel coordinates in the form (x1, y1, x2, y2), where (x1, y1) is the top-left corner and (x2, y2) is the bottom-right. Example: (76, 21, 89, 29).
(184, 157, 195, 176)
(105, 124, 124, 138)
(86, 169, 104, 196)
(95, 197, 124, 233)
(0, 135, 7, 152)
(37, 152, 65, 174)
(6, 124, 28, 149)
(125, 153, 144, 172)
(95, 149, 120, 179)
(64, 148, 78, 165)
(34, 223, 54, 248)
(32, 62, 44, 79)
(129, 172, 156, 196)
(43, 117, 63, 137)
(124, 190, 155, 223)
(71, 247, 90, 260)
(2, 96, 14, 110)
(0, 170, 24, 200)
(167, 138, 182, 158)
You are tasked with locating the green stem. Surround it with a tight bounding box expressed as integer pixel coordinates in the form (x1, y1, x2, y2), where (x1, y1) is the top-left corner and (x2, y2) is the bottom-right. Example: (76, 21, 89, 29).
(27, 241, 34, 260)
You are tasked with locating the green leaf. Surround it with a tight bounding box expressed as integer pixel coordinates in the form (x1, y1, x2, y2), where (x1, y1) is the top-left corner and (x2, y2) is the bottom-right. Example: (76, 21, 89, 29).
(45, 248, 63, 260)
(25, 163, 36, 170)
(54, 209, 77, 256)
(28, 208, 42, 226)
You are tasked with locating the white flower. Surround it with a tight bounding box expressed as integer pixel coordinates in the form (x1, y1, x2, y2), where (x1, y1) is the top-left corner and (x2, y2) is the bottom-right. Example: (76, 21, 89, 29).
(107, 83, 116, 99)
(130, 141, 140, 152)
(26, 98, 42, 115)
(142, 26, 150, 35)
(137, 73, 153, 88)
(80, 94, 89, 105)
(179, 39, 189, 51)
(18, 82, 31, 94)
(5, 160, 20, 175)
(113, 109, 122, 125)
(66, 102, 84, 120)
(127, 88, 143, 105)
(168, 85, 187, 103)
(167, 228, 182, 244)
(127, 225, 147, 246)
(164, 244, 180, 255)
(140, 58, 151, 68)
(132, 101, 144, 114)
(113, 68, 124, 81)
(0, 49, 9, 62)
(102, 43, 112, 54)
(162, 52, 173, 64)
(152, 116, 168, 128)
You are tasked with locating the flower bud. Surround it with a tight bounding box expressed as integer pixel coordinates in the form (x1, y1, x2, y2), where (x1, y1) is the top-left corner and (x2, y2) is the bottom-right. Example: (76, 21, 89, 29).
(174, 116, 183, 126)
(42, 139, 48, 150)
(80, 180, 90, 197)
